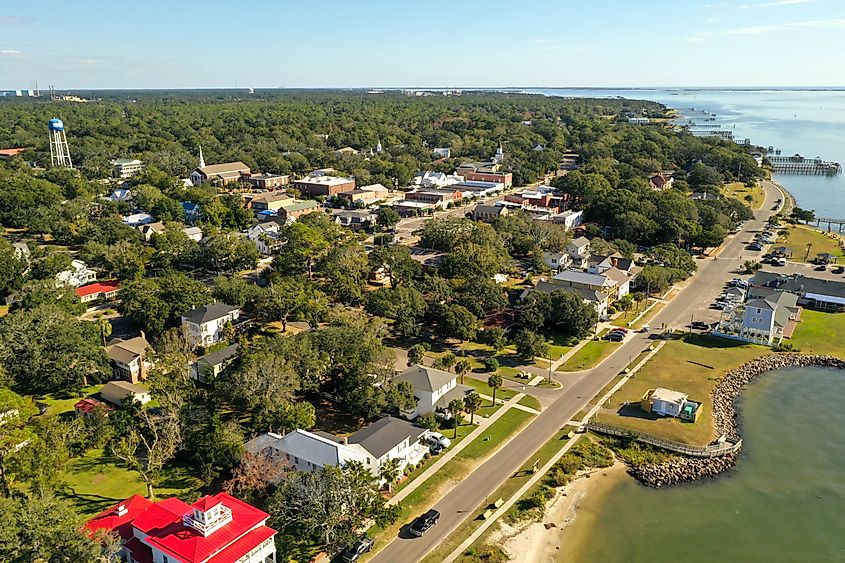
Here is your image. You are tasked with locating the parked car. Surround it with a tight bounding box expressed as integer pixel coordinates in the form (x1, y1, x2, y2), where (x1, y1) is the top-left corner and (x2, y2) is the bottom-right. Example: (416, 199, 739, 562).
(410, 509, 440, 537)
(749, 244, 763, 251)
(640, 324, 650, 333)
(606, 331, 625, 342)
(341, 536, 374, 562)
(834, 266, 844, 274)
(428, 432, 451, 449)
(429, 443, 444, 455)
(691, 321, 709, 330)
(815, 264, 827, 271)
(773, 257, 787, 266)
(610, 327, 629, 334)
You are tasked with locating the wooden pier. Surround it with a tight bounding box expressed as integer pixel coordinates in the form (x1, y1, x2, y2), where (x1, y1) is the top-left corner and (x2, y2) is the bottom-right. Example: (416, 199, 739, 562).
(768, 154, 842, 176)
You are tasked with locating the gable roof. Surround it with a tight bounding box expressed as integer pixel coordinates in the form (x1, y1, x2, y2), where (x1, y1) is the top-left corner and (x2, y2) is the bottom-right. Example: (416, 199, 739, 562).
(196, 162, 249, 176)
(105, 335, 150, 364)
(395, 365, 455, 392)
(85, 494, 154, 540)
(181, 302, 239, 325)
(198, 344, 238, 367)
(348, 416, 427, 459)
(569, 236, 590, 248)
(532, 280, 608, 303)
(552, 269, 614, 287)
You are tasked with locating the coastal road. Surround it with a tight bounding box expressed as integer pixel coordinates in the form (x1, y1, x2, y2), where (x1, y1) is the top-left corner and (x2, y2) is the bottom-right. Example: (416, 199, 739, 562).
(370, 180, 784, 563)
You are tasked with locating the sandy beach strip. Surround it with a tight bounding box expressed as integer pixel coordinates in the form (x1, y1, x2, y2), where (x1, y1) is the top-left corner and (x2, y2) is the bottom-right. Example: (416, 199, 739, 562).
(485, 461, 628, 563)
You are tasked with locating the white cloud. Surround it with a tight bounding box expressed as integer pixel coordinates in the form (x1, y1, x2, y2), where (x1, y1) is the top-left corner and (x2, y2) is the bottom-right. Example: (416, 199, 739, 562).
(688, 18, 845, 41)
(0, 49, 21, 55)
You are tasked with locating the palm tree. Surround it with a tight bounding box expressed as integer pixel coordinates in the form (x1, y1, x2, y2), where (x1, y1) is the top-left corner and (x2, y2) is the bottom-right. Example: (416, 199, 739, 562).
(805, 242, 813, 262)
(463, 391, 482, 425)
(379, 458, 401, 493)
(98, 318, 112, 346)
(454, 359, 471, 384)
(448, 398, 463, 438)
(487, 374, 503, 406)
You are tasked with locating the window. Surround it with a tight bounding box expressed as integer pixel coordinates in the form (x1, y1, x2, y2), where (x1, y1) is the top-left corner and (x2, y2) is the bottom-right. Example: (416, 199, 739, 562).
(294, 456, 299, 464)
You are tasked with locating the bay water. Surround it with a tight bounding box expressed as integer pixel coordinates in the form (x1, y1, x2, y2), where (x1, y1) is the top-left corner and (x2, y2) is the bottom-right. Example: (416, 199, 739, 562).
(522, 88, 845, 217)
(557, 366, 845, 563)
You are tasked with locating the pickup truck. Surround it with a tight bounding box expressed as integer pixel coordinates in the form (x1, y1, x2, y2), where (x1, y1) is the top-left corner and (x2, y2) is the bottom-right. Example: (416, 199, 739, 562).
(410, 509, 440, 537)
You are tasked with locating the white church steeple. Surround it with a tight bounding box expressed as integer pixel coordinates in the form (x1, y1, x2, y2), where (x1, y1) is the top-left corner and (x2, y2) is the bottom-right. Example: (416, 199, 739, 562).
(199, 145, 206, 169)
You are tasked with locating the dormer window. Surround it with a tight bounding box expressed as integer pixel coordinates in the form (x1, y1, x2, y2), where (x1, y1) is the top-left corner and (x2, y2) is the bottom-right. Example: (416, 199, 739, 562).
(184, 497, 233, 537)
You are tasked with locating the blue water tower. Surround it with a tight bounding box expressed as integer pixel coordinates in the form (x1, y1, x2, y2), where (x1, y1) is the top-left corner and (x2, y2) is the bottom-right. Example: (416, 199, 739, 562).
(48, 118, 72, 167)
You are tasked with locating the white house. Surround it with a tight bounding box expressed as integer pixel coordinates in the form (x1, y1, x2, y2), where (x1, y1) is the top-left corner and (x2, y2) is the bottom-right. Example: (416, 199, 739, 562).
(122, 212, 154, 227)
(245, 222, 283, 255)
(181, 302, 241, 348)
(245, 416, 429, 481)
(56, 259, 97, 288)
(183, 226, 203, 242)
(555, 209, 584, 230)
(541, 251, 572, 272)
(110, 158, 143, 179)
(566, 236, 591, 265)
(394, 365, 470, 419)
(432, 147, 451, 159)
(100, 381, 151, 406)
(107, 188, 132, 203)
(413, 171, 464, 188)
(551, 269, 629, 302)
(641, 387, 702, 421)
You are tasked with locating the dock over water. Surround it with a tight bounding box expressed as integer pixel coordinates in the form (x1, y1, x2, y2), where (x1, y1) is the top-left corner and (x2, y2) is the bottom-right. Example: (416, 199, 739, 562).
(768, 154, 842, 176)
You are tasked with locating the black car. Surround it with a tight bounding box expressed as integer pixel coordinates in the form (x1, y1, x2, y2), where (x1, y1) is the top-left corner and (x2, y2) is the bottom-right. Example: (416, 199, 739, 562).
(834, 266, 845, 274)
(691, 321, 709, 330)
(341, 535, 374, 562)
(410, 509, 440, 537)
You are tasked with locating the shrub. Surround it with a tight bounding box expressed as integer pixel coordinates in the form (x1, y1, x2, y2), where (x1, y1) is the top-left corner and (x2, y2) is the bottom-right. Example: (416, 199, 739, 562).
(483, 357, 500, 372)
(416, 412, 439, 431)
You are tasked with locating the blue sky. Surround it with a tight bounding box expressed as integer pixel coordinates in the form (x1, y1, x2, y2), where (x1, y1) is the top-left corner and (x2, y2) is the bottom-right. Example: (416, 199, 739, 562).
(1, 0, 844, 89)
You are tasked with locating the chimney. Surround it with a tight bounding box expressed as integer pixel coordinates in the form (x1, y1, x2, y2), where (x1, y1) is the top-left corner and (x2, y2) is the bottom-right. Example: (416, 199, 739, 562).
(139, 330, 146, 341)
(116, 504, 128, 517)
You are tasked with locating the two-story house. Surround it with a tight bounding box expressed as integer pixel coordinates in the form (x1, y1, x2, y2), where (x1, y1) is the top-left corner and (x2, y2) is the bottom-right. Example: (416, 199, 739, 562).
(181, 303, 241, 348)
(566, 236, 591, 266)
(740, 291, 800, 345)
(85, 493, 276, 563)
(105, 334, 153, 383)
(245, 416, 429, 483)
(394, 365, 471, 419)
(56, 259, 97, 288)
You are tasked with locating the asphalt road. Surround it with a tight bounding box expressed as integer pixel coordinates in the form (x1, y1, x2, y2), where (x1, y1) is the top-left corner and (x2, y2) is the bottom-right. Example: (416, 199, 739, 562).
(371, 180, 785, 563)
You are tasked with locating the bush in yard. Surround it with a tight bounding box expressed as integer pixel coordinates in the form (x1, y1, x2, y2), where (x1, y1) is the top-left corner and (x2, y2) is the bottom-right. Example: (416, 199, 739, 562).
(416, 412, 439, 431)
(483, 357, 500, 372)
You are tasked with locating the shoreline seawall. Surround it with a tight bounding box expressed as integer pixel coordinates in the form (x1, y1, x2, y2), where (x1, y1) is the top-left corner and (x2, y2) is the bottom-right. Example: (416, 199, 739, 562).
(629, 354, 845, 488)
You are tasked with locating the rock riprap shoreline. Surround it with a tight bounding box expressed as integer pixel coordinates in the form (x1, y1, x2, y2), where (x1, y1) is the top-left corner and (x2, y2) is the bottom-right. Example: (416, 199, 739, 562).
(633, 354, 845, 488)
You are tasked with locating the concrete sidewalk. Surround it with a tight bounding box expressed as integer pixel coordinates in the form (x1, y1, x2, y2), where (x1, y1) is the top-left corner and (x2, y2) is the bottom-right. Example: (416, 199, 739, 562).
(388, 393, 525, 506)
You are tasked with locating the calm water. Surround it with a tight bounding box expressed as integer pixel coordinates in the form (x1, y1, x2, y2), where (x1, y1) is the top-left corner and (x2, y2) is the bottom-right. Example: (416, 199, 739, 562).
(559, 366, 845, 563)
(523, 88, 845, 217)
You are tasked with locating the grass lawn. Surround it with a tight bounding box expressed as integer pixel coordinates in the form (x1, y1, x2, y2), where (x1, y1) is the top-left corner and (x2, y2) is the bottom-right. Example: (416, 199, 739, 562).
(593, 334, 769, 445)
(615, 300, 664, 329)
(368, 410, 534, 556)
(558, 339, 619, 372)
(395, 420, 477, 494)
(36, 385, 102, 417)
(724, 181, 765, 210)
(463, 374, 518, 402)
(789, 309, 845, 357)
(62, 448, 202, 517)
(420, 427, 575, 563)
(778, 224, 843, 263)
(517, 395, 543, 411)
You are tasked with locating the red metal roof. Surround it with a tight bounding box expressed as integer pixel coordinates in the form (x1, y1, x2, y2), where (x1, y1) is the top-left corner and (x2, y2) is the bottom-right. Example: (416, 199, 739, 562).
(75, 281, 120, 298)
(74, 398, 106, 414)
(208, 526, 276, 563)
(87, 492, 274, 563)
(84, 494, 154, 541)
(0, 148, 26, 157)
(194, 495, 221, 511)
(146, 493, 271, 563)
(124, 537, 154, 563)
